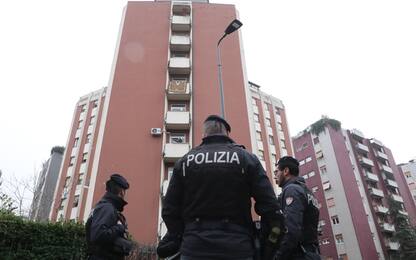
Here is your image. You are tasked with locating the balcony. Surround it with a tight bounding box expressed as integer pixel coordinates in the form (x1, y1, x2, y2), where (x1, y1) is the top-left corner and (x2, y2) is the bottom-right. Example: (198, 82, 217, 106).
(351, 129, 365, 139)
(374, 205, 389, 214)
(170, 35, 191, 52)
(369, 187, 384, 198)
(169, 57, 191, 74)
(386, 179, 398, 188)
(370, 138, 384, 147)
(376, 151, 388, 161)
(167, 80, 191, 100)
(163, 143, 190, 163)
(391, 194, 404, 203)
(365, 171, 379, 183)
(171, 15, 191, 32)
(172, 1, 191, 15)
(386, 240, 400, 251)
(399, 210, 408, 216)
(381, 164, 393, 174)
(360, 157, 374, 168)
(165, 111, 191, 130)
(356, 143, 369, 154)
(380, 223, 395, 233)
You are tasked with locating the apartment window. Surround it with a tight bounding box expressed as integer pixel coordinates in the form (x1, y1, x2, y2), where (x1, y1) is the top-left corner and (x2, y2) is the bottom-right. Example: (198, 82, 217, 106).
(277, 122, 283, 130)
(86, 134, 92, 144)
(93, 100, 98, 108)
(82, 153, 88, 163)
(331, 215, 340, 225)
(256, 131, 262, 141)
(89, 115, 96, 125)
(77, 173, 84, 185)
(65, 176, 71, 187)
(405, 171, 412, 178)
(327, 197, 335, 208)
(305, 156, 312, 163)
(59, 198, 66, 210)
(318, 219, 326, 227)
(303, 174, 309, 180)
(313, 137, 320, 144)
(252, 98, 257, 106)
(323, 181, 331, 191)
(275, 108, 280, 115)
(269, 135, 274, 145)
(271, 154, 277, 165)
(254, 114, 260, 122)
(312, 186, 319, 193)
(74, 138, 79, 148)
(308, 171, 316, 178)
(78, 120, 83, 129)
(335, 234, 344, 244)
(280, 140, 286, 149)
(168, 167, 174, 181)
(73, 195, 80, 208)
(170, 133, 186, 144)
(321, 238, 330, 245)
(258, 150, 265, 161)
(170, 104, 186, 112)
(266, 118, 272, 127)
(320, 165, 327, 174)
(171, 52, 189, 58)
(69, 156, 75, 166)
(299, 159, 306, 166)
(81, 105, 86, 112)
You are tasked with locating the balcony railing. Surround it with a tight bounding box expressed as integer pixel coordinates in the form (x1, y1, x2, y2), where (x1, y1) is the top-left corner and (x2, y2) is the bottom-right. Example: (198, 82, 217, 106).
(167, 80, 191, 100)
(356, 143, 369, 153)
(369, 187, 384, 198)
(365, 172, 379, 183)
(376, 151, 388, 160)
(351, 129, 365, 139)
(370, 138, 384, 147)
(360, 157, 374, 167)
(386, 179, 398, 188)
(381, 223, 395, 233)
(172, 1, 191, 15)
(381, 164, 393, 174)
(374, 205, 389, 214)
(391, 194, 404, 203)
(171, 15, 191, 32)
(169, 57, 191, 74)
(386, 240, 400, 250)
(165, 111, 191, 130)
(170, 35, 191, 52)
(163, 143, 190, 163)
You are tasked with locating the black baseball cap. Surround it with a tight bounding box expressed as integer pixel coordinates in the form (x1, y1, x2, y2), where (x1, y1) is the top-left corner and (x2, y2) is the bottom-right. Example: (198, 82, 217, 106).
(109, 173, 129, 189)
(204, 115, 231, 132)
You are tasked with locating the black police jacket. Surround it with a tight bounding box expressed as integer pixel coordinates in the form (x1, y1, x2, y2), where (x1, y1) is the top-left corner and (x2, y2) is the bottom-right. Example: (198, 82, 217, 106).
(277, 177, 320, 259)
(85, 192, 133, 260)
(162, 135, 280, 258)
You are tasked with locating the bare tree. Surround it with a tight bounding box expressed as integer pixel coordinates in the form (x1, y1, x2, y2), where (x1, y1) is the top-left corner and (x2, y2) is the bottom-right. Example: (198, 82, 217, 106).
(0, 169, 17, 214)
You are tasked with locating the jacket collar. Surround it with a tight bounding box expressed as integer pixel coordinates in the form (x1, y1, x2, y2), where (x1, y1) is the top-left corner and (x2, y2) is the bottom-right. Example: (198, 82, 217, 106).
(201, 134, 235, 145)
(102, 192, 128, 212)
(281, 176, 305, 189)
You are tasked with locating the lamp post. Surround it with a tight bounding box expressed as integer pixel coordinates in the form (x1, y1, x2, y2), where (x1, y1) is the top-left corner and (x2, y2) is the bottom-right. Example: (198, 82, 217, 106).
(216, 19, 243, 119)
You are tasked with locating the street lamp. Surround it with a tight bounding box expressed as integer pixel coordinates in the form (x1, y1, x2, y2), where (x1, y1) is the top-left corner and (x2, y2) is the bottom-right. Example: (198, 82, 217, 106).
(216, 19, 243, 119)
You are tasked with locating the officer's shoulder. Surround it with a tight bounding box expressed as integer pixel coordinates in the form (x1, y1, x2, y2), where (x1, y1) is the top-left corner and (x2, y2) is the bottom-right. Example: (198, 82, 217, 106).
(284, 183, 305, 195)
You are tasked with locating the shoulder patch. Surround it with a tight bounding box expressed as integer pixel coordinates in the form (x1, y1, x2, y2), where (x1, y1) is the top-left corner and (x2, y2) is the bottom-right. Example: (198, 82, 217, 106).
(286, 197, 294, 206)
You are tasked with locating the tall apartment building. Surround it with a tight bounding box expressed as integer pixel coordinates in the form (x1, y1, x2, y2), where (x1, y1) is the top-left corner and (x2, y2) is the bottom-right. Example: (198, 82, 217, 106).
(293, 118, 414, 260)
(29, 146, 64, 221)
(398, 159, 416, 226)
(50, 88, 107, 221)
(49, 1, 293, 245)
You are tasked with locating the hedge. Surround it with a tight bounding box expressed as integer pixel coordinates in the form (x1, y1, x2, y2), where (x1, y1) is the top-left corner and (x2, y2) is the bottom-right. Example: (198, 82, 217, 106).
(0, 213, 157, 260)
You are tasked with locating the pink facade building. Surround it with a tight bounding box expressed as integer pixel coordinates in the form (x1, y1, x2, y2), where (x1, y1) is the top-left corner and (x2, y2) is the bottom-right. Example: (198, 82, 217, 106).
(50, 1, 293, 245)
(293, 118, 415, 260)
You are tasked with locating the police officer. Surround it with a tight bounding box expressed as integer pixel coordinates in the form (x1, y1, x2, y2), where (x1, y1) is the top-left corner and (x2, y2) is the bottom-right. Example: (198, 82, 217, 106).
(274, 156, 321, 260)
(162, 115, 282, 260)
(86, 174, 133, 260)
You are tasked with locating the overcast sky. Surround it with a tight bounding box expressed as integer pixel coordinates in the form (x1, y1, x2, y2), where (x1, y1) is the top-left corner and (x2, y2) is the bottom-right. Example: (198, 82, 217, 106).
(1, 0, 415, 184)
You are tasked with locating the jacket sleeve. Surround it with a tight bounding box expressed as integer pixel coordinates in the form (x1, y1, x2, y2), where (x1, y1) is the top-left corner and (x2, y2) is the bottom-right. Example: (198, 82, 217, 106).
(162, 160, 184, 235)
(247, 153, 280, 217)
(277, 185, 306, 259)
(90, 204, 125, 244)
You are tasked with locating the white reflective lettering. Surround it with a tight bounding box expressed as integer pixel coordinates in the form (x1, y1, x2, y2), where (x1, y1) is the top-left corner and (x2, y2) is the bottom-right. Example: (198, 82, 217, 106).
(187, 154, 195, 167)
(217, 151, 226, 163)
(230, 152, 240, 164)
(195, 153, 205, 164)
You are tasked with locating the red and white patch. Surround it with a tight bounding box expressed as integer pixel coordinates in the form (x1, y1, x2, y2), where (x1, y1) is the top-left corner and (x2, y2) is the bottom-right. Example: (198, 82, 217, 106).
(286, 197, 294, 205)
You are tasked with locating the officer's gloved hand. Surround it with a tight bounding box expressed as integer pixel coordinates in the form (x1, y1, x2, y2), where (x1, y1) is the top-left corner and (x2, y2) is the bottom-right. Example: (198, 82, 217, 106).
(157, 232, 182, 258)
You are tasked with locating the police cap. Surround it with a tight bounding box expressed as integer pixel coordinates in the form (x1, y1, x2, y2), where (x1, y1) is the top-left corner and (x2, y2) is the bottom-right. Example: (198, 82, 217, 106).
(109, 173, 129, 189)
(204, 115, 231, 132)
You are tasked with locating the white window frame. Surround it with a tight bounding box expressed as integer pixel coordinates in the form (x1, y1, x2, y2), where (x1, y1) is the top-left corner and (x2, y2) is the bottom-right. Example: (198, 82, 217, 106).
(170, 133, 186, 144)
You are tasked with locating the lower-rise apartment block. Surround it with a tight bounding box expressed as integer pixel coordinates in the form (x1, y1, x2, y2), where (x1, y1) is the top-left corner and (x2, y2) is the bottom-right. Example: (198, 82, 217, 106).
(293, 117, 415, 260)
